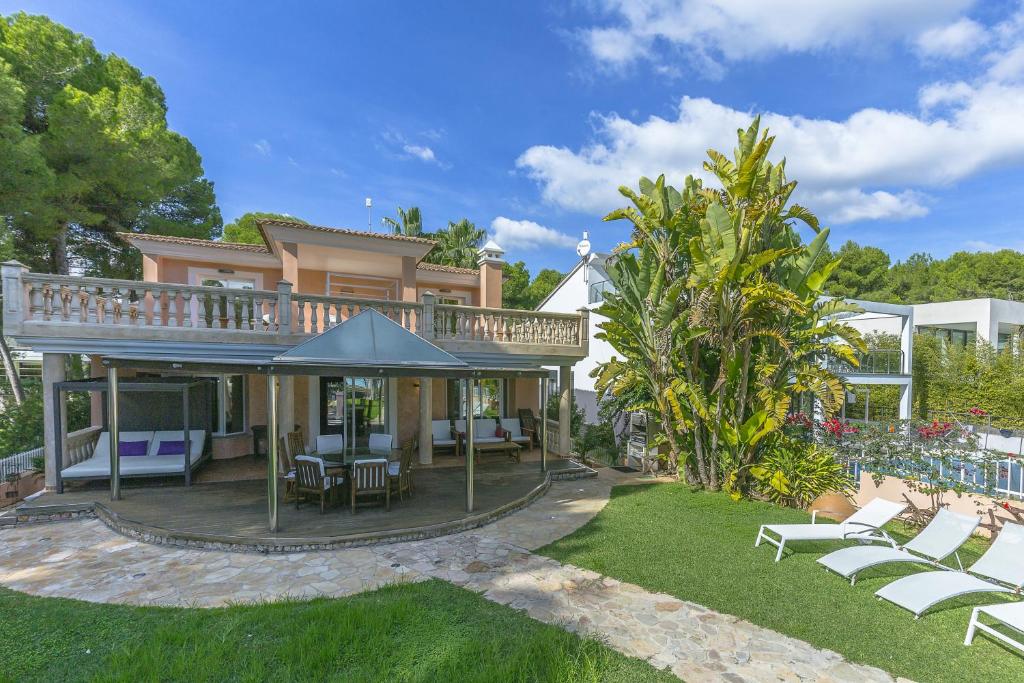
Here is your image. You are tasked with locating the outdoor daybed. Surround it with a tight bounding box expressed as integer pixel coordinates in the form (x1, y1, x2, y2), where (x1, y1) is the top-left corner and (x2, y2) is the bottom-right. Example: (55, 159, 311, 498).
(60, 430, 207, 481)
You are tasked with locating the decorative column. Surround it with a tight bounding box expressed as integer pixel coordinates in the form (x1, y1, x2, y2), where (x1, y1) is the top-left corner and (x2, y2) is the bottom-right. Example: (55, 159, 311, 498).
(267, 375, 280, 532)
(107, 365, 121, 501)
(42, 353, 66, 492)
(558, 365, 572, 457)
(465, 378, 475, 512)
(418, 377, 433, 464)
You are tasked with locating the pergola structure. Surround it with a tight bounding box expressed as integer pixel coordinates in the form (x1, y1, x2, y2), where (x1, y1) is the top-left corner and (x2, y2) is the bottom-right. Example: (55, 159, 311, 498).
(52, 376, 212, 495)
(100, 310, 550, 532)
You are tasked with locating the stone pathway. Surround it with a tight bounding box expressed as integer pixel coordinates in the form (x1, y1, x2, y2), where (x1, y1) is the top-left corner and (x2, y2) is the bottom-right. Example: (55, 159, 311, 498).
(0, 472, 901, 682)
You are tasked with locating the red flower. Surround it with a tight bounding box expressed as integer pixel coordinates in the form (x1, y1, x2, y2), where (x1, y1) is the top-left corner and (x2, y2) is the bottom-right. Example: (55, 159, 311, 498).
(1003, 501, 1011, 510)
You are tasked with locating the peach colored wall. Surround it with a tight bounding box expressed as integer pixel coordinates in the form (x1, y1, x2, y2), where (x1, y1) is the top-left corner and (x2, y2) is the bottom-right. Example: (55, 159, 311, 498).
(396, 378, 420, 445)
(854, 472, 1013, 538)
(156, 257, 282, 290)
(432, 378, 448, 419)
(513, 378, 539, 413)
(480, 262, 503, 308)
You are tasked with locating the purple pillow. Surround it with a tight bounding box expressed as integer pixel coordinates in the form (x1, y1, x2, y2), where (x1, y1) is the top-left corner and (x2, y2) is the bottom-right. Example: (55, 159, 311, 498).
(118, 440, 148, 456)
(156, 440, 186, 456)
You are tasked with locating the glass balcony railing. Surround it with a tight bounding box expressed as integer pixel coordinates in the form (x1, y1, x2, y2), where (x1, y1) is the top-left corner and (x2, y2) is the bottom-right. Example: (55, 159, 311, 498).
(826, 348, 905, 375)
(588, 280, 614, 304)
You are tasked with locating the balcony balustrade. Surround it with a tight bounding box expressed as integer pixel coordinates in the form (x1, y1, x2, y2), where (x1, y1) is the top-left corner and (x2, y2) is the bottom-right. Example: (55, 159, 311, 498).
(1, 263, 588, 358)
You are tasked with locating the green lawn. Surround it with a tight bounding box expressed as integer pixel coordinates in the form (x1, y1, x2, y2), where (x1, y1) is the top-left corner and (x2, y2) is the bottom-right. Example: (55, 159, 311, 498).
(540, 483, 1024, 683)
(0, 579, 674, 683)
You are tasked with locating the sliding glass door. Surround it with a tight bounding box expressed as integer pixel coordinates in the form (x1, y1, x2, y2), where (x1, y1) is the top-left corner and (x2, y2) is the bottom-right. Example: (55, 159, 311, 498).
(319, 376, 388, 455)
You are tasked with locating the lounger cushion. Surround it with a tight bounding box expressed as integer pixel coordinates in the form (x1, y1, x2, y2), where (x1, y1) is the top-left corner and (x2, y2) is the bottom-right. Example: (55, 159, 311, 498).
(432, 438, 457, 447)
(119, 440, 149, 456)
(387, 462, 400, 476)
(818, 546, 925, 579)
(62, 430, 205, 479)
(155, 440, 185, 456)
(499, 418, 531, 445)
(875, 571, 1012, 616)
(431, 420, 453, 442)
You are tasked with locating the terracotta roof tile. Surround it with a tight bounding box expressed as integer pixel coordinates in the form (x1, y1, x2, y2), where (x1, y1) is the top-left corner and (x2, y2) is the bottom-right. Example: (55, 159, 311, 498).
(117, 233, 271, 253)
(416, 262, 479, 275)
(256, 219, 438, 246)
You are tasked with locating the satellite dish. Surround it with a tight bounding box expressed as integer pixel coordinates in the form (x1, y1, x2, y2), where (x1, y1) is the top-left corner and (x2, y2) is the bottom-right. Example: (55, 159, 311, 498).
(576, 231, 591, 259)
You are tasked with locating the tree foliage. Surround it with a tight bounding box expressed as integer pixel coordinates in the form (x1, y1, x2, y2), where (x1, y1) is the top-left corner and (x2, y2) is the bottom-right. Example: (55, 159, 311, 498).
(382, 206, 423, 237)
(502, 261, 564, 309)
(424, 218, 484, 269)
(593, 118, 864, 493)
(828, 242, 1024, 303)
(0, 12, 221, 276)
(223, 212, 305, 245)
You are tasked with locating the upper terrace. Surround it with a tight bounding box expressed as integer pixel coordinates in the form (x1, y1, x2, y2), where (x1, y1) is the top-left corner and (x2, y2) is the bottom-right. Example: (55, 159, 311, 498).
(0, 263, 588, 362)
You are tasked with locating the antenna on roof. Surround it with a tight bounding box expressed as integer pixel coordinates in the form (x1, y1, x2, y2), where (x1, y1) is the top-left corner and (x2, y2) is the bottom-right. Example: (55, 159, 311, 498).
(365, 197, 373, 231)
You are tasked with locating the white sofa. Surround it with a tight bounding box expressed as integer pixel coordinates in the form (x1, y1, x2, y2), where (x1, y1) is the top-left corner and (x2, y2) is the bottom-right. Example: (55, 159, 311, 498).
(431, 420, 457, 452)
(499, 418, 532, 447)
(61, 430, 206, 480)
(454, 419, 506, 446)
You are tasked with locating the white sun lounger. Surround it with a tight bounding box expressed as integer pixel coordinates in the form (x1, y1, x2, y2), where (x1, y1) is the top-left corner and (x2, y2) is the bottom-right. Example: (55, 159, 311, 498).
(755, 497, 907, 562)
(964, 602, 1024, 653)
(875, 522, 1024, 618)
(818, 508, 980, 585)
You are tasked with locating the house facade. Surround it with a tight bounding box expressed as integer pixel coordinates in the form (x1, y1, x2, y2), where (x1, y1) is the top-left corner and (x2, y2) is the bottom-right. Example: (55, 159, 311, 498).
(2, 219, 588, 495)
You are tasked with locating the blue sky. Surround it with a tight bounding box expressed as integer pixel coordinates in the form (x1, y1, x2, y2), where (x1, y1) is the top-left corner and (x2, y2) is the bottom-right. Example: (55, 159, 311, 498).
(9, 1, 1024, 273)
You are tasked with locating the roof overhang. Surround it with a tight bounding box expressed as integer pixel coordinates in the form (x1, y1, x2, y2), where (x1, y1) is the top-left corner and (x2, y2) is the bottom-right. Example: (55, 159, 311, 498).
(120, 234, 279, 269)
(258, 220, 436, 262)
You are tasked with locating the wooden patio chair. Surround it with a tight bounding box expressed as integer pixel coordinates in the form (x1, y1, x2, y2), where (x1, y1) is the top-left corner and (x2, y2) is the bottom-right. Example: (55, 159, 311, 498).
(518, 408, 539, 447)
(280, 436, 297, 502)
(350, 458, 390, 513)
(286, 430, 306, 460)
(294, 455, 339, 514)
(388, 439, 416, 500)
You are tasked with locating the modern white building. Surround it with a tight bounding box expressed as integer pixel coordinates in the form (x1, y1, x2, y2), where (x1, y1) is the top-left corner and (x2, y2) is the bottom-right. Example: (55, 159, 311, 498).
(846, 298, 1024, 351)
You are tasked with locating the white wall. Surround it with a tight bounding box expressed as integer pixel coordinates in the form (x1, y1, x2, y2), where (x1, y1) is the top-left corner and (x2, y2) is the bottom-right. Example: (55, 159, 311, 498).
(913, 298, 1024, 343)
(538, 258, 615, 423)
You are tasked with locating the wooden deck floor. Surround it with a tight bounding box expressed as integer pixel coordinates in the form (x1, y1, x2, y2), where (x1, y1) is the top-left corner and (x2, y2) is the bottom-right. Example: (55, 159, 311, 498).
(21, 457, 577, 547)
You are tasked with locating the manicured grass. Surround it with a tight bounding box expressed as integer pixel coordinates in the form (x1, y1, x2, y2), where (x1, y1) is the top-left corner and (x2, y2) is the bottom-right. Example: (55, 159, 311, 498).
(0, 579, 674, 683)
(540, 483, 1024, 683)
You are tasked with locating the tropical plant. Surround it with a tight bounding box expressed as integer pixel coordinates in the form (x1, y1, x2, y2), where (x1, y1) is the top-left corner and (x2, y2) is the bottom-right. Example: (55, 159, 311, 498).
(425, 218, 484, 269)
(382, 206, 424, 237)
(749, 438, 853, 508)
(593, 118, 865, 494)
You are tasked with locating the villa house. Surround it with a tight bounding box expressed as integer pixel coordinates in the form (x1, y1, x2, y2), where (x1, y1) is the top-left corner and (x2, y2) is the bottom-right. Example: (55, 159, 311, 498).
(1, 219, 588, 540)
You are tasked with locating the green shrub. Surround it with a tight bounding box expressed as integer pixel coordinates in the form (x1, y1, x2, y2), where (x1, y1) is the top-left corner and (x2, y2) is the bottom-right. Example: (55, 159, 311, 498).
(0, 384, 89, 459)
(750, 438, 853, 508)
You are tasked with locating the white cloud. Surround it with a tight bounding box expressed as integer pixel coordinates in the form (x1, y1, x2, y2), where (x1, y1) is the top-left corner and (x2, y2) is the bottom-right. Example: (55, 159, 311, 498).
(490, 217, 578, 250)
(403, 144, 437, 163)
(516, 81, 1024, 224)
(252, 139, 271, 156)
(964, 239, 1024, 252)
(915, 18, 988, 57)
(579, 0, 974, 72)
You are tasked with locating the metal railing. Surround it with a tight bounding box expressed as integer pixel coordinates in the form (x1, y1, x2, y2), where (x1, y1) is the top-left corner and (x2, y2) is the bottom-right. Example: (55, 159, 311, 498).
(826, 348, 905, 375)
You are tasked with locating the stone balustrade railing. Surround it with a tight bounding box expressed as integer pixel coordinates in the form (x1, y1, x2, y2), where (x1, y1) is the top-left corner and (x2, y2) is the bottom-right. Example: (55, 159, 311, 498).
(2, 262, 587, 355)
(433, 303, 584, 346)
(292, 292, 422, 335)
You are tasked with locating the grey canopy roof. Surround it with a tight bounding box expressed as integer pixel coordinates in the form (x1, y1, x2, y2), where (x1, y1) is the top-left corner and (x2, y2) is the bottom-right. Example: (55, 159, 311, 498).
(273, 308, 468, 371)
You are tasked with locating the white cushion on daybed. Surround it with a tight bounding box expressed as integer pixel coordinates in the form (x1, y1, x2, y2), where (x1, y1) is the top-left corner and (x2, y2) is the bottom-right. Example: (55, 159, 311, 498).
(61, 430, 206, 479)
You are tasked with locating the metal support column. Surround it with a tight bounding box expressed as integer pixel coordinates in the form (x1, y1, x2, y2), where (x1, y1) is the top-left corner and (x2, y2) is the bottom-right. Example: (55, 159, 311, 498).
(465, 377, 475, 512)
(267, 374, 280, 532)
(182, 387, 191, 487)
(107, 366, 121, 501)
(540, 377, 549, 472)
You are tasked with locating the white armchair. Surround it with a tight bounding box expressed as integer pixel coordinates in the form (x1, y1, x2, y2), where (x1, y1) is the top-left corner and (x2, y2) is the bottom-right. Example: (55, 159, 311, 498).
(368, 433, 393, 456)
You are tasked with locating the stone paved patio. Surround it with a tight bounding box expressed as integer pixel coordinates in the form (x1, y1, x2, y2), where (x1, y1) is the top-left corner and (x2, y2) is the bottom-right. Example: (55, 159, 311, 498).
(0, 470, 901, 682)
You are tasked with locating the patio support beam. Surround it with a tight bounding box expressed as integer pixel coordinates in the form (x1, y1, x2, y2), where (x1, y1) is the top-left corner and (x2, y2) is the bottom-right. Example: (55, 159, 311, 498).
(558, 365, 572, 457)
(107, 365, 121, 501)
(540, 377, 548, 472)
(465, 378, 475, 512)
(182, 386, 191, 487)
(267, 374, 280, 532)
(418, 377, 432, 464)
(42, 353, 66, 492)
